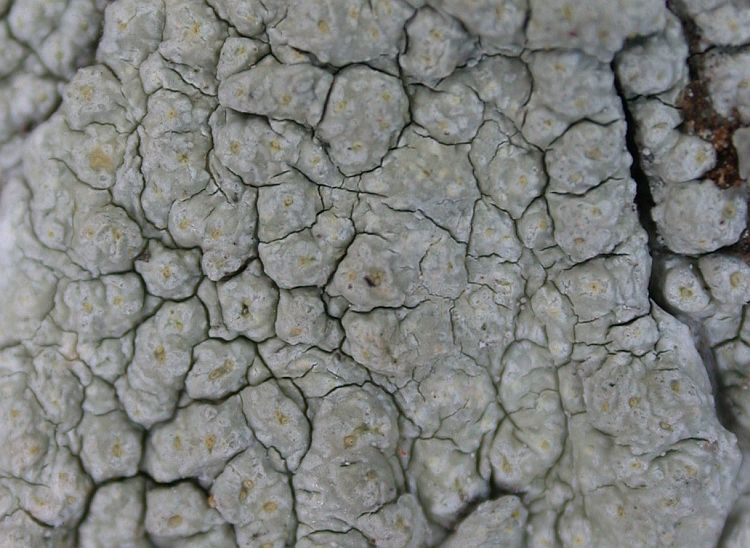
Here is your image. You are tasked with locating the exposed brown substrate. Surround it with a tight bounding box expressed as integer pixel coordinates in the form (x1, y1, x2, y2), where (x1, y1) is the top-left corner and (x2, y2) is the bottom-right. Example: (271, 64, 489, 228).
(669, 1, 749, 258)
(668, 0, 742, 189)
(677, 78, 742, 190)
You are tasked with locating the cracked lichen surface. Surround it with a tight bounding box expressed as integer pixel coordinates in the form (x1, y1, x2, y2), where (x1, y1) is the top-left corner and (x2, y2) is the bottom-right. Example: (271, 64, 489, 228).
(1, 0, 749, 546)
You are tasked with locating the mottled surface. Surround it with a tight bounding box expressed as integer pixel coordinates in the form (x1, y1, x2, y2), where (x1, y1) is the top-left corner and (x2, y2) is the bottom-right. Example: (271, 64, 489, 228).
(0, 0, 749, 546)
